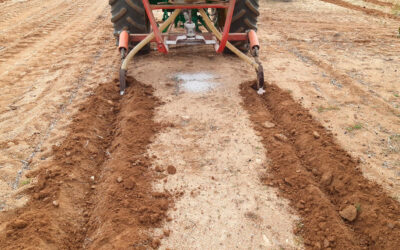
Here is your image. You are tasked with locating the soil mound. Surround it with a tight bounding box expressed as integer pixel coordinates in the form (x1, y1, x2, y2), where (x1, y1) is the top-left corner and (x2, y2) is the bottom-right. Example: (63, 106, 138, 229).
(241, 81, 400, 249)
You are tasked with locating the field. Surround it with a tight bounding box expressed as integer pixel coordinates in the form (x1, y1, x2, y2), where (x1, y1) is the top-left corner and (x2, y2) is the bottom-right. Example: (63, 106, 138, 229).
(0, 0, 399, 249)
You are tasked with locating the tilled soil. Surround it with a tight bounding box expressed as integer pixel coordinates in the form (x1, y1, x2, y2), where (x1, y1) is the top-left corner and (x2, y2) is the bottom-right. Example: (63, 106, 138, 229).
(0, 78, 170, 249)
(241, 81, 400, 249)
(320, 0, 400, 20)
(1, 0, 400, 249)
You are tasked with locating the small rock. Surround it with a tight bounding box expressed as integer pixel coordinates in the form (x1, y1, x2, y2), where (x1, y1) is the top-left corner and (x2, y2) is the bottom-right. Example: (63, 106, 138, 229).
(91, 185, 96, 189)
(296, 169, 301, 173)
(313, 131, 320, 139)
(339, 205, 357, 222)
(167, 165, 176, 175)
(52, 201, 59, 207)
(274, 133, 288, 142)
(117, 177, 123, 183)
(90, 176, 95, 181)
(387, 222, 395, 229)
(321, 172, 333, 186)
(65, 151, 71, 156)
(263, 121, 275, 128)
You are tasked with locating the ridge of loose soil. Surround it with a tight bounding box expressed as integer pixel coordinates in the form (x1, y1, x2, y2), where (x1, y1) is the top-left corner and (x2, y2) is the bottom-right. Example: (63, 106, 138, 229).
(240, 81, 400, 249)
(363, 0, 394, 7)
(0, 77, 170, 249)
(320, 0, 400, 20)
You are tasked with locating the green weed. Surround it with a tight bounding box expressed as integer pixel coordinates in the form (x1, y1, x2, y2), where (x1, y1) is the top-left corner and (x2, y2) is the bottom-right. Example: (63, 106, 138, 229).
(392, 4, 400, 16)
(346, 123, 363, 132)
(355, 203, 362, 212)
(317, 105, 340, 113)
(20, 178, 31, 186)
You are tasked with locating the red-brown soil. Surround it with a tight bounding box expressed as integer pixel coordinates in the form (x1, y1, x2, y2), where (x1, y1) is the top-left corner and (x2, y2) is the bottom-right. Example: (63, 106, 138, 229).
(241, 81, 400, 249)
(321, 0, 400, 20)
(0, 77, 171, 249)
(363, 0, 394, 7)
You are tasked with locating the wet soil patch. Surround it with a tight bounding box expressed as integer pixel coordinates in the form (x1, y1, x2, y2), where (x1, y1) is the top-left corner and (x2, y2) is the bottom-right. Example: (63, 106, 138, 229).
(0, 77, 171, 249)
(240, 81, 400, 249)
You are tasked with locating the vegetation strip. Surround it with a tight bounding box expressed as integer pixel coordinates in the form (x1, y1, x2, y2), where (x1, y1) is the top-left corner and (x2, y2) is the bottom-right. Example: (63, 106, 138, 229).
(240, 81, 400, 249)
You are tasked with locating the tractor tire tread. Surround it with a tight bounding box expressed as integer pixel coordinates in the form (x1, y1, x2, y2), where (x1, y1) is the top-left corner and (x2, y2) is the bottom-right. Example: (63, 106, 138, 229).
(109, 0, 150, 52)
(227, 0, 259, 53)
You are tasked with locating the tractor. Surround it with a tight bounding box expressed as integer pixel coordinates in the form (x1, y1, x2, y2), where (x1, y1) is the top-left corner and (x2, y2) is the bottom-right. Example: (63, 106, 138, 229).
(109, 0, 264, 95)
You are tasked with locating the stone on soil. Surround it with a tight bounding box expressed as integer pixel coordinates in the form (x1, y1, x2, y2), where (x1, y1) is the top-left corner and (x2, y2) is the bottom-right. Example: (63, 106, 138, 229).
(263, 121, 275, 128)
(52, 200, 59, 207)
(274, 133, 288, 142)
(339, 205, 357, 222)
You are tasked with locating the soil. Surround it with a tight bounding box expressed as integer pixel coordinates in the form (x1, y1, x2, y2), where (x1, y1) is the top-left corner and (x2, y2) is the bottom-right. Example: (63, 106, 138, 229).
(320, 0, 400, 20)
(1, 0, 400, 249)
(363, 0, 394, 7)
(241, 81, 400, 249)
(0, 77, 171, 249)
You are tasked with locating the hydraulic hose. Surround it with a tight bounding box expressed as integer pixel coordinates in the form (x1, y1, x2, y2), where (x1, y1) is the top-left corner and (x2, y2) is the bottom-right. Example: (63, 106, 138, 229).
(121, 9, 181, 71)
(198, 9, 259, 70)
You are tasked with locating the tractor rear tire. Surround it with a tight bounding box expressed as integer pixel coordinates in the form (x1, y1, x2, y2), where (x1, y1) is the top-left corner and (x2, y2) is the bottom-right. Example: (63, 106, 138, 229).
(109, 0, 150, 52)
(219, 0, 260, 53)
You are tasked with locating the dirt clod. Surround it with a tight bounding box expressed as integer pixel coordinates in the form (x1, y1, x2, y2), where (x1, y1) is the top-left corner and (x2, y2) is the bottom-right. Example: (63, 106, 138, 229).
(123, 179, 136, 190)
(339, 205, 358, 222)
(9, 220, 28, 229)
(155, 166, 164, 172)
(163, 229, 170, 237)
(321, 171, 333, 186)
(324, 238, 330, 248)
(167, 165, 176, 175)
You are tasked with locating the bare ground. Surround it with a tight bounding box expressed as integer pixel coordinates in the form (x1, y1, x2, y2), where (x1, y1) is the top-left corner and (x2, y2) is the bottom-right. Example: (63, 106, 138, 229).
(0, 0, 400, 249)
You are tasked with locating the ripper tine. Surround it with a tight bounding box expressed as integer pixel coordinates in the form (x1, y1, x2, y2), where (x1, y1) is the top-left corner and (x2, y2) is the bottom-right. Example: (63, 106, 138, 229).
(119, 69, 126, 95)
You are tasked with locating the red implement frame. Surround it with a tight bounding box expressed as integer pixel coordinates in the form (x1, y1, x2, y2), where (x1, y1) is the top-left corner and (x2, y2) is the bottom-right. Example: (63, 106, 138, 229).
(119, 1, 265, 96)
(140, 0, 242, 53)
